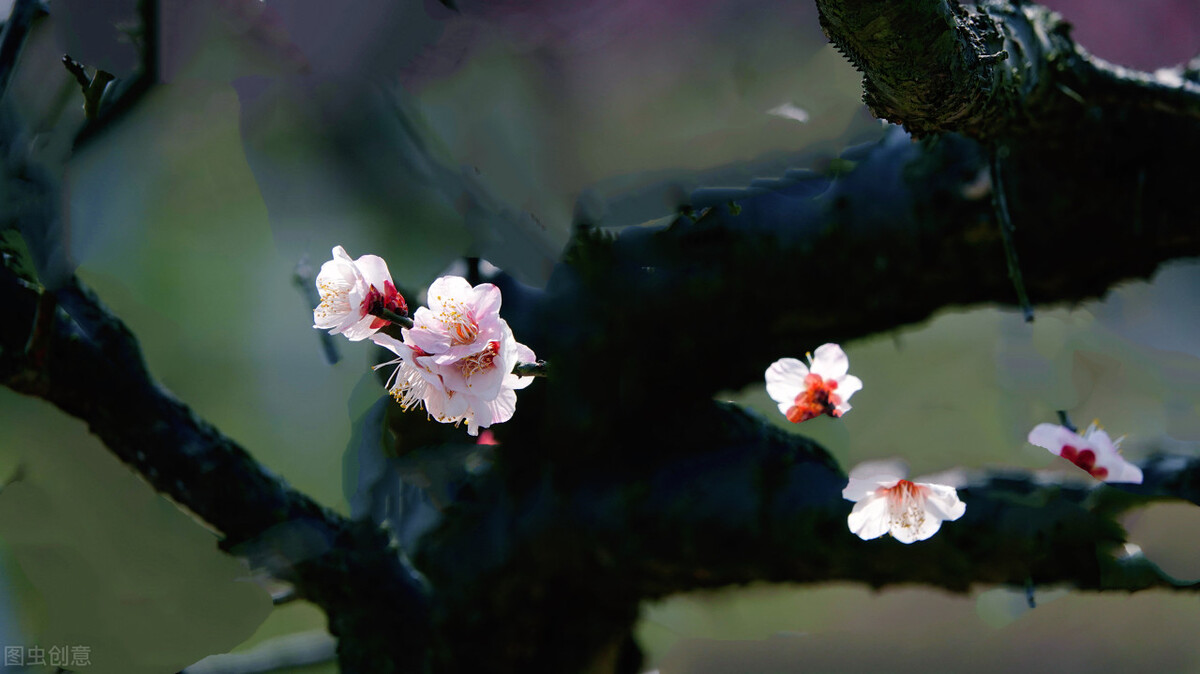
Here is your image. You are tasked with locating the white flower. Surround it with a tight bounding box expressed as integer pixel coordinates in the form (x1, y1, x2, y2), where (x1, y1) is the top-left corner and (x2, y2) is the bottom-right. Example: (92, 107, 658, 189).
(371, 333, 466, 423)
(1027, 421, 1143, 484)
(765, 343, 863, 423)
(313, 245, 407, 341)
(842, 460, 966, 544)
(370, 276, 537, 436)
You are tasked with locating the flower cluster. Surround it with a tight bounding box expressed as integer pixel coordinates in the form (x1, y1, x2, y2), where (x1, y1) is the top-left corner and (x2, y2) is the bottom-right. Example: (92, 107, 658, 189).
(763, 340, 1146, 544)
(767, 343, 968, 543)
(372, 277, 536, 436)
(313, 248, 536, 436)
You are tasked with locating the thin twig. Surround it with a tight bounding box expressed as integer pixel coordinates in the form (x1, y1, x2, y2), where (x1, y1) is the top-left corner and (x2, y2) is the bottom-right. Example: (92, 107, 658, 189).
(990, 149, 1034, 322)
(291, 255, 341, 364)
(513, 360, 549, 378)
(62, 55, 114, 121)
(372, 307, 414, 329)
(1057, 410, 1077, 433)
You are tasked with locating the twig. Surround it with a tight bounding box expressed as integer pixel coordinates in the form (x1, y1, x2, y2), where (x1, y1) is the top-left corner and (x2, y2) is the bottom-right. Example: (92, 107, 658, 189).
(990, 149, 1034, 322)
(182, 630, 336, 674)
(1057, 410, 1077, 433)
(371, 306, 414, 329)
(513, 360, 549, 378)
(292, 255, 341, 365)
(61, 55, 114, 121)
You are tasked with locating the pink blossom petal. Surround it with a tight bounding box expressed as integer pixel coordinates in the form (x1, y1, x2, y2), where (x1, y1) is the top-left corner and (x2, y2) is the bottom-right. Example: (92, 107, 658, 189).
(471, 283, 503, 319)
(426, 276, 474, 313)
(485, 387, 518, 425)
(370, 332, 404, 354)
(341, 314, 382, 342)
(515, 341, 537, 364)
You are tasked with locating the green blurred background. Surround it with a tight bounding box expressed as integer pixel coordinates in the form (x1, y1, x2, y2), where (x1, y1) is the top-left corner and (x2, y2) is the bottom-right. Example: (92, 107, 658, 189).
(0, 0, 1198, 671)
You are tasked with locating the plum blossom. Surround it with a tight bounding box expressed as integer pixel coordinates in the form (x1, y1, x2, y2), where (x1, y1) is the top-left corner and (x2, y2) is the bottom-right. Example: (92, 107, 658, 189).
(843, 460, 966, 543)
(371, 333, 466, 424)
(765, 343, 862, 423)
(1027, 421, 1143, 484)
(371, 276, 537, 436)
(313, 245, 407, 341)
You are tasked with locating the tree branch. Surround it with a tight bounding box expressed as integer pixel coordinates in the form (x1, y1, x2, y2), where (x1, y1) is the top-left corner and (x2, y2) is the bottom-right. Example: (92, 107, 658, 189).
(0, 0, 45, 98)
(815, 0, 1200, 140)
(0, 263, 432, 672)
(418, 402, 1200, 670)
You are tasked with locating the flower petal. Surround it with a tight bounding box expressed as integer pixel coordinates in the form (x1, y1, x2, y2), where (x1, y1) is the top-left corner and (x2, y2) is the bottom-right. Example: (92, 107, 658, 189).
(890, 515, 942, 544)
(341, 314, 381, 341)
(370, 332, 404, 354)
(1027, 423, 1083, 455)
(471, 283, 503, 320)
(765, 358, 809, 406)
(847, 496, 890, 540)
(808, 343, 849, 379)
(842, 460, 904, 501)
(848, 459, 907, 482)
(1085, 427, 1117, 455)
(836, 374, 863, 400)
(920, 484, 966, 522)
(1101, 457, 1144, 484)
(426, 276, 474, 313)
(353, 254, 393, 289)
(515, 341, 537, 364)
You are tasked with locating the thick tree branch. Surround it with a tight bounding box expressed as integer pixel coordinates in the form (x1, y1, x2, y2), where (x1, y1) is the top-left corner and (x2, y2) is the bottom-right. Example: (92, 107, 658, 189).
(815, 0, 1200, 140)
(0, 263, 431, 673)
(516, 129, 1200, 409)
(419, 403, 1200, 671)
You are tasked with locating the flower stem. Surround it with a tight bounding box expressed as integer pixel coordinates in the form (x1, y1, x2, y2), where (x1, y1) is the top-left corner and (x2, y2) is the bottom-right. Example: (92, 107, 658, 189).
(372, 307, 414, 329)
(513, 360, 548, 378)
(1056, 410, 1077, 433)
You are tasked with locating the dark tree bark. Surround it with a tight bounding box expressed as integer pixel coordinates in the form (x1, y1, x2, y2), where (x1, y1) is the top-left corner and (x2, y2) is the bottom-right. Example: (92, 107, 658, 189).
(2, 1, 1200, 673)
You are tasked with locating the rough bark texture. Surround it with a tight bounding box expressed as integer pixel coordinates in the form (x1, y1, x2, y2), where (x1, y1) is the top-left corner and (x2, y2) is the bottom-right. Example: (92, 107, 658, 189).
(0, 261, 432, 672)
(2, 1, 1200, 673)
(815, 0, 1200, 140)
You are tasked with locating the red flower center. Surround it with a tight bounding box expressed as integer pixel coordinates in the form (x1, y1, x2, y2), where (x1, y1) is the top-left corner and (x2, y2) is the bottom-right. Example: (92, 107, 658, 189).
(1060, 444, 1109, 479)
(458, 340, 501, 378)
(881, 479, 927, 503)
(785, 373, 844, 423)
(363, 280, 408, 329)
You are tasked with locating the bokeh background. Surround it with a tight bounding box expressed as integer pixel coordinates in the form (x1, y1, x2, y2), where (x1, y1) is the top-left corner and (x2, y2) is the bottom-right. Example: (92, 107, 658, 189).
(0, 0, 1198, 672)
